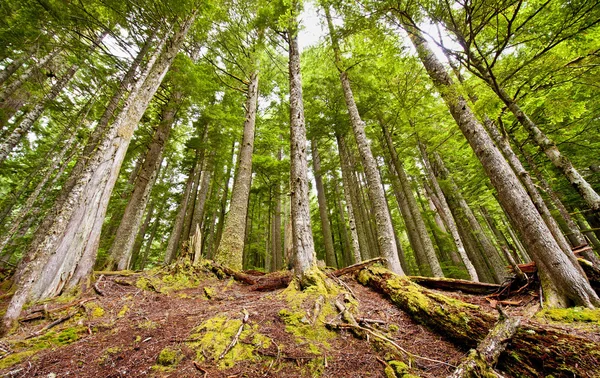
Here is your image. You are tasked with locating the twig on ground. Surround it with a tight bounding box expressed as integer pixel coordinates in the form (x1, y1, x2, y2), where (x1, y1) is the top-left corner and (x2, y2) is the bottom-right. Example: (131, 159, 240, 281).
(219, 309, 249, 360)
(332, 257, 386, 277)
(94, 274, 105, 296)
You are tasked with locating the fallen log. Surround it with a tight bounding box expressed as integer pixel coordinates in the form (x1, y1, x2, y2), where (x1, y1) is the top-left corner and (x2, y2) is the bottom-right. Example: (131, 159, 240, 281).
(331, 257, 385, 277)
(357, 266, 600, 377)
(210, 263, 257, 285)
(449, 308, 520, 378)
(408, 276, 502, 295)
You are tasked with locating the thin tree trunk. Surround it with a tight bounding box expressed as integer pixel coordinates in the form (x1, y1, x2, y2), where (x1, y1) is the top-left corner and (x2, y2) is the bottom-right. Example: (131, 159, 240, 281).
(0, 49, 32, 87)
(214, 68, 259, 270)
(1, 16, 196, 335)
(325, 8, 402, 274)
(0, 48, 60, 106)
(271, 145, 283, 271)
(212, 142, 235, 258)
(402, 19, 598, 307)
(311, 139, 336, 267)
(165, 164, 197, 264)
(0, 132, 77, 253)
(336, 132, 369, 261)
(380, 121, 442, 276)
(287, 17, 317, 276)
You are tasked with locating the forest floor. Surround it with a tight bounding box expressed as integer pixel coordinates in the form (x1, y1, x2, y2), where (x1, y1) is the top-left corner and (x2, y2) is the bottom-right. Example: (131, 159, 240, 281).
(0, 262, 599, 378)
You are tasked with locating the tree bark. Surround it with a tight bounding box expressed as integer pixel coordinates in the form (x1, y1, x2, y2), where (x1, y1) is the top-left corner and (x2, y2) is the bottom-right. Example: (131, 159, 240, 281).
(1, 16, 195, 335)
(401, 19, 599, 307)
(106, 90, 181, 270)
(325, 7, 402, 274)
(381, 121, 442, 276)
(311, 139, 337, 267)
(214, 67, 259, 270)
(287, 16, 317, 276)
(0, 48, 60, 106)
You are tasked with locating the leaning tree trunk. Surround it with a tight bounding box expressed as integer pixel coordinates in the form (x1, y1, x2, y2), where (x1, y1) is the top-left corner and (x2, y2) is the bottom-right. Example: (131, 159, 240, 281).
(325, 8, 403, 274)
(287, 18, 317, 277)
(456, 39, 600, 212)
(214, 67, 259, 270)
(336, 132, 370, 262)
(0, 47, 33, 87)
(1, 16, 196, 335)
(401, 19, 599, 307)
(0, 61, 80, 164)
(381, 121, 442, 276)
(311, 139, 337, 267)
(105, 90, 181, 270)
(0, 48, 60, 105)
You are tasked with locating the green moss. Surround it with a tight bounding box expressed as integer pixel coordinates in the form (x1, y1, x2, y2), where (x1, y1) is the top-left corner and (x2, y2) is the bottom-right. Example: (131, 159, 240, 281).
(156, 346, 183, 369)
(385, 366, 397, 378)
(3, 326, 86, 370)
(389, 324, 399, 332)
(204, 286, 216, 299)
(84, 302, 105, 318)
(538, 308, 600, 325)
(117, 305, 129, 318)
(0, 351, 37, 369)
(98, 346, 122, 364)
(186, 314, 270, 369)
(137, 320, 159, 330)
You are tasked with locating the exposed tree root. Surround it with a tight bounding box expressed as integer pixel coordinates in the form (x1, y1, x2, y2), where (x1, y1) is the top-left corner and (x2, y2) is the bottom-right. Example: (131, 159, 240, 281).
(449, 308, 520, 378)
(408, 276, 502, 295)
(357, 265, 600, 377)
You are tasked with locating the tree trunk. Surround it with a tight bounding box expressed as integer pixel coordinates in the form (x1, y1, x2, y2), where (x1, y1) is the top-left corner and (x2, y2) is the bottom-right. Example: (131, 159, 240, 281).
(455, 38, 600, 212)
(271, 146, 283, 271)
(381, 121, 442, 276)
(165, 163, 197, 264)
(1, 16, 195, 335)
(431, 152, 506, 283)
(311, 139, 336, 267)
(325, 7, 402, 274)
(0, 132, 77, 253)
(402, 20, 599, 307)
(0, 48, 31, 87)
(211, 142, 235, 258)
(287, 18, 317, 276)
(106, 90, 180, 270)
(214, 68, 259, 270)
(0, 48, 60, 105)
(485, 117, 575, 256)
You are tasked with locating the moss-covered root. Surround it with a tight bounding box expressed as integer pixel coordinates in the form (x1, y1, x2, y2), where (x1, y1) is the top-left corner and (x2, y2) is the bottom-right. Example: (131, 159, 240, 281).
(449, 315, 520, 378)
(358, 266, 600, 377)
(357, 265, 495, 347)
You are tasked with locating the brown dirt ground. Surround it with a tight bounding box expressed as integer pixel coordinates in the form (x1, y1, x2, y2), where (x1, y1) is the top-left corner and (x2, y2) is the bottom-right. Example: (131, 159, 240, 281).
(0, 266, 597, 378)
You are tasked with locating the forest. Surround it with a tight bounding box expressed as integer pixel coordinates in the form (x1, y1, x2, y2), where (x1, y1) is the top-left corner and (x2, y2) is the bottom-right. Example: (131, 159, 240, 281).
(0, 0, 599, 376)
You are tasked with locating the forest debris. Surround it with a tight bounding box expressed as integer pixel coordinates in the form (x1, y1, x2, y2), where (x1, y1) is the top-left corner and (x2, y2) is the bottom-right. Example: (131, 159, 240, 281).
(26, 311, 78, 339)
(358, 265, 600, 377)
(93, 275, 105, 296)
(250, 272, 292, 291)
(331, 257, 386, 277)
(192, 361, 207, 378)
(408, 276, 502, 295)
(211, 263, 257, 285)
(20, 298, 94, 322)
(218, 309, 249, 360)
(448, 308, 520, 378)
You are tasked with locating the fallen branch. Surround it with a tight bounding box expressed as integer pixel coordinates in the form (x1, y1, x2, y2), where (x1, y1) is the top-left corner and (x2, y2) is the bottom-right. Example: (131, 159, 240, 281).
(408, 276, 502, 295)
(251, 272, 292, 292)
(218, 309, 249, 360)
(93, 274, 105, 296)
(211, 263, 257, 285)
(20, 298, 94, 322)
(26, 311, 78, 339)
(449, 307, 520, 378)
(332, 257, 386, 277)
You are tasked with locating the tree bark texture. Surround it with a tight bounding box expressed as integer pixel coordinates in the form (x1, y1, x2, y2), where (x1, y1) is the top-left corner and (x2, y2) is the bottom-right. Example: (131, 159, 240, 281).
(287, 21, 317, 276)
(311, 139, 337, 267)
(106, 90, 181, 270)
(214, 68, 259, 270)
(402, 21, 599, 307)
(381, 122, 442, 276)
(1, 16, 195, 334)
